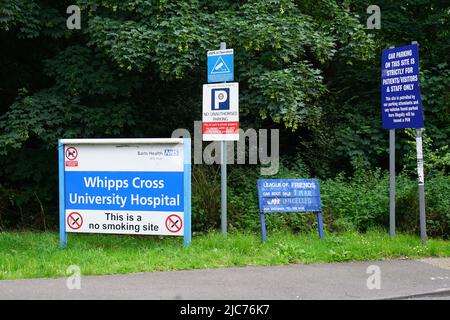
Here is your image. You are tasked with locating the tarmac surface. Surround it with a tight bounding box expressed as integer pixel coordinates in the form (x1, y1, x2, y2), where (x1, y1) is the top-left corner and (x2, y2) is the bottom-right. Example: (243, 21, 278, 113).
(1, 258, 450, 300)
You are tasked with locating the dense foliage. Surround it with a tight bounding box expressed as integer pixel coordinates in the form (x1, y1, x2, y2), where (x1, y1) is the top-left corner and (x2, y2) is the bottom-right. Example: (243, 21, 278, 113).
(0, 1, 448, 235)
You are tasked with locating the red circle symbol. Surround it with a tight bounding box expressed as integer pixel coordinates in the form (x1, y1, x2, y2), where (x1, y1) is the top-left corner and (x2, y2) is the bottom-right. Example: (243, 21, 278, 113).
(165, 214, 183, 233)
(67, 212, 83, 230)
(65, 147, 78, 161)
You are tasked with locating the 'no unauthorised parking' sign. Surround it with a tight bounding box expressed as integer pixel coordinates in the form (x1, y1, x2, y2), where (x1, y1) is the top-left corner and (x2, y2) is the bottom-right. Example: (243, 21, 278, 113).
(202, 82, 239, 141)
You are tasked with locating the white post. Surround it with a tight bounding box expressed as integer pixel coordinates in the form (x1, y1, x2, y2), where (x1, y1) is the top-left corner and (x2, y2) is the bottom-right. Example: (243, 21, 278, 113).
(412, 40, 427, 245)
(415, 128, 427, 244)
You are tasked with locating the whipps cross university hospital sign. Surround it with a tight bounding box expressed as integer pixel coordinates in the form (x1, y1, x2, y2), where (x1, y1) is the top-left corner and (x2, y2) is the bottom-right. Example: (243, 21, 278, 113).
(58, 138, 192, 247)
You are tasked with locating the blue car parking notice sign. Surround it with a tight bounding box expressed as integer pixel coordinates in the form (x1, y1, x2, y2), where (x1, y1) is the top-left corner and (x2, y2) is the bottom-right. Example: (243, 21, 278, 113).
(381, 44, 424, 129)
(207, 49, 234, 83)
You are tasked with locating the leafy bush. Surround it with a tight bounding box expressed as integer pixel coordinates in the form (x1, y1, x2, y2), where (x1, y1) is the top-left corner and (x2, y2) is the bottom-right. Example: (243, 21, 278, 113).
(321, 167, 390, 233)
(221, 164, 450, 238)
(191, 166, 221, 232)
(396, 173, 450, 239)
(425, 174, 450, 238)
(1, 159, 448, 239)
(322, 169, 450, 238)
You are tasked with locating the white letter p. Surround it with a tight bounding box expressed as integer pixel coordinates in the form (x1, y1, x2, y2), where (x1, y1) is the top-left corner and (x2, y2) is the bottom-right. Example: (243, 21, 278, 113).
(214, 90, 228, 109)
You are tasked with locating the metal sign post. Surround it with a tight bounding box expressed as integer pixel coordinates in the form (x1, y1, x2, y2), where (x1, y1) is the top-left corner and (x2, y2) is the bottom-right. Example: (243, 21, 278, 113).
(412, 41, 427, 245)
(204, 42, 238, 237)
(389, 128, 395, 238)
(219, 41, 228, 237)
(221, 139, 227, 237)
(381, 42, 426, 244)
(388, 45, 396, 239)
(415, 128, 427, 244)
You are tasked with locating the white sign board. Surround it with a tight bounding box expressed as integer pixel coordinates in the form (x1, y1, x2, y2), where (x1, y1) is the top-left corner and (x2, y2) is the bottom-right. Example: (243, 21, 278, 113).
(202, 82, 239, 141)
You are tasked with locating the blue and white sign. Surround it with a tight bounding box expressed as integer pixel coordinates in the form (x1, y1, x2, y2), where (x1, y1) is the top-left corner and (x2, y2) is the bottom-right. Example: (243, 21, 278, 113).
(207, 49, 234, 83)
(58, 138, 192, 247)
(257, 179, 322, 213)
(212, 88, 230, 110)
(257, 179, 324, 241)
(381, 44, 424, 129)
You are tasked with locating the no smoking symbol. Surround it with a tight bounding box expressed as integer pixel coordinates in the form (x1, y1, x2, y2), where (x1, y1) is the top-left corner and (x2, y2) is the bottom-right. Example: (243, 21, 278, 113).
(165, 214, 182, 233)
(67, 212, 83, 230)
(65, 147, 78, 161)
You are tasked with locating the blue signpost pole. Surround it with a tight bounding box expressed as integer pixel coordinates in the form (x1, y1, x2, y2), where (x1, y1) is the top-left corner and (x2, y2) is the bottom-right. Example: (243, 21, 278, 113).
(260, 213, 267, 242)
(183, 138, 192, 247)
(58, 140, 67, 249)
(317, 211, 324, 240)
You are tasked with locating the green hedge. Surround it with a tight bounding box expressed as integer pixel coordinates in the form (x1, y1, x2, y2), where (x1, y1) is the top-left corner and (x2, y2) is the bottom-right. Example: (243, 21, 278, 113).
(191, 165, 450, 239)
(1, 162, 448, 239)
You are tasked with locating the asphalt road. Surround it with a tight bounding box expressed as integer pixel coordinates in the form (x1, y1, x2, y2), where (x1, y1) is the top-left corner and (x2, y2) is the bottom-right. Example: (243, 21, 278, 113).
(1, 258, 450, 300)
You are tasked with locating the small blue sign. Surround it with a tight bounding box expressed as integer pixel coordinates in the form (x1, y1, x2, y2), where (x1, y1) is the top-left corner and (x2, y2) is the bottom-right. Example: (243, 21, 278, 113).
(257, 179, 324, 241)
(381, 44, 424, 129)
(207, 49, 234, 83)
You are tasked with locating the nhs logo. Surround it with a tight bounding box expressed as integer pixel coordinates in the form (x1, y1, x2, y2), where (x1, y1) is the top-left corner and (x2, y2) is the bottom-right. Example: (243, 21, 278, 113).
(164, 149, 179, 156)
(211, 88, 230, 110)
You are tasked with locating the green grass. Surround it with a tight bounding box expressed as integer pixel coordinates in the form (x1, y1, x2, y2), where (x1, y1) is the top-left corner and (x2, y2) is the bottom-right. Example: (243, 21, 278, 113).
(0, 230, 449, 280)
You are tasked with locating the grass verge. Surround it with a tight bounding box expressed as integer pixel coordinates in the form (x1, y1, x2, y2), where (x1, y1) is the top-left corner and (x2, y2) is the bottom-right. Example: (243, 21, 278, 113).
(0, 230, 449, 280)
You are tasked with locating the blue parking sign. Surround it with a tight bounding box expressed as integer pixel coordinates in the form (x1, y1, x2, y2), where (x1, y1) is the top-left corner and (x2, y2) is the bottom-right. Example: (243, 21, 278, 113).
(211, 88, 230, 110)
(207, 49, 234, 83)
(381, 44, 424, 129)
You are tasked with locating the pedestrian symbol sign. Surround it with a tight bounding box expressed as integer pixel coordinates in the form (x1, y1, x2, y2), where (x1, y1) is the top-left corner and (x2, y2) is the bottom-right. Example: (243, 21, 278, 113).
(207, 49, 234, 83)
